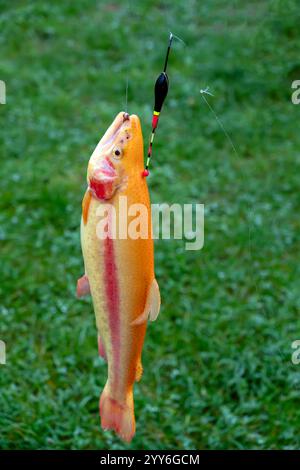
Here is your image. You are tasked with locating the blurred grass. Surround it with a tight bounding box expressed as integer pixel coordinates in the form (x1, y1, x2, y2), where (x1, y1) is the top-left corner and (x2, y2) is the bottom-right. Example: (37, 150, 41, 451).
(1, 0, 300, 450)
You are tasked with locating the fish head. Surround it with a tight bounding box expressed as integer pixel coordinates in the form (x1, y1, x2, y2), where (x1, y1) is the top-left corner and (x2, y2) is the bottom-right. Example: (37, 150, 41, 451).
(87, 112, 144, 197)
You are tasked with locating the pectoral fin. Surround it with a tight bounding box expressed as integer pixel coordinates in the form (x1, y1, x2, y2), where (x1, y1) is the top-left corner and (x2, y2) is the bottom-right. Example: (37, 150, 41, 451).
(76, 274, 90, 298)
(131, 278, 161, 326)
(148, 278, 161, 322)
(135, 361, 143, 382)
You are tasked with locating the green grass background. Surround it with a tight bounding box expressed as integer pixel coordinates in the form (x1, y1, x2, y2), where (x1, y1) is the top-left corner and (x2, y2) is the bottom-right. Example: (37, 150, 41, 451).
(1, 0, 300, 450)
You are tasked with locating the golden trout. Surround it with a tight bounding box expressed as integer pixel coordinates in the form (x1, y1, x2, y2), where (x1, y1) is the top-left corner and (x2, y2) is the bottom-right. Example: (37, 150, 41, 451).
(77, 111, 160, 442)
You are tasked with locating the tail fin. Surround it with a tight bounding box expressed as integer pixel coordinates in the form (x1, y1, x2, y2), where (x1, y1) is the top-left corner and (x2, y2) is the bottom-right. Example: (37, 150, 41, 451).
(99, 382, 135, 443)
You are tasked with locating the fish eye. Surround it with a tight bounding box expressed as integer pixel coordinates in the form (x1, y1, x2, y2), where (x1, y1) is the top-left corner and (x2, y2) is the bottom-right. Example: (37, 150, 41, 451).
(113, 147, 122, 159)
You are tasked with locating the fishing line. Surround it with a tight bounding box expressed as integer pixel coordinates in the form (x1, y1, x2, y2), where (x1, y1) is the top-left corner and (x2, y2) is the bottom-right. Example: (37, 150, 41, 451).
(200, 88, 239, 159)
(123, 0, 132, 115)
(125, 76, 129, 114)
(199, 88, 268, 321)
(170, 32, 186, 46)
(199, 1, 285, 336)
(163, 32, 173, 73)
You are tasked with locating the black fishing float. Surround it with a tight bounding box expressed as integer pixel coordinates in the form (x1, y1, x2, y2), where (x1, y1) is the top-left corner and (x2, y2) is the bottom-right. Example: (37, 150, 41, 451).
(142, 33, 173, 177)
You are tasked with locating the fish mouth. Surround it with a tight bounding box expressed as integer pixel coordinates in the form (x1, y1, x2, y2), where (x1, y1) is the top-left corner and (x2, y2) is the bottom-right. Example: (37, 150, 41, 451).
(88, 112, 140, 188)
(99, 112, 131, 149)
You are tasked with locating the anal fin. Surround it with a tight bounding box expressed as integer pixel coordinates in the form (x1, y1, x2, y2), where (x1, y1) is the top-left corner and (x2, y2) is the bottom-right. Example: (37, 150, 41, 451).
(98, 334, 107, 361)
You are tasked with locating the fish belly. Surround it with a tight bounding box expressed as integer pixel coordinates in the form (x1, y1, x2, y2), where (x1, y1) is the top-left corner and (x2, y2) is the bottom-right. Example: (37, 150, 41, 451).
(81, 196, 153, 401)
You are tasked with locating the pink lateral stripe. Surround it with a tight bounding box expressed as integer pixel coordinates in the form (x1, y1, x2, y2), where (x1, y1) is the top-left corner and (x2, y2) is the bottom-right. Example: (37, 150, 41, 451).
(103, 229, 120, 387)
